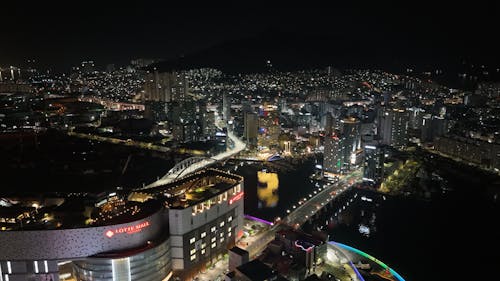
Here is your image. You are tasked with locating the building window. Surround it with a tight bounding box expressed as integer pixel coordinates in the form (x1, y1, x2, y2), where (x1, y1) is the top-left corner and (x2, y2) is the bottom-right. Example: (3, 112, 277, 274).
(201, 249, 206, 255)
(228, 216, 232, 222)
(228, 227, 232, 232)
(189, 237, 196, 244)
(211, 226, 216, 233)
(190, 254, 196, 261)
(211, 242, 216, 248)
(201, 243, 206, 249)
(190, 248, 196, 255)
(220, 237, 224, 243)
(220, 221, 224, 227)
(201, 232, 206, 238)
(228, 232, 232, 237)
(220, 232, 224, 237)
(211, 237, 216, 242)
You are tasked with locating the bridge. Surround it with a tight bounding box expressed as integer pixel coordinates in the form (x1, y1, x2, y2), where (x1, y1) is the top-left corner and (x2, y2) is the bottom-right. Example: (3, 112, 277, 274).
(140, 130, 246, 189)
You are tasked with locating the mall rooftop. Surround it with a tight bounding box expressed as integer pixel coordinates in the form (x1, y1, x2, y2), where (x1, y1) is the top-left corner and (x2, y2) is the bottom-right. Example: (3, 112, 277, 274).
(129, 168, 244, 209)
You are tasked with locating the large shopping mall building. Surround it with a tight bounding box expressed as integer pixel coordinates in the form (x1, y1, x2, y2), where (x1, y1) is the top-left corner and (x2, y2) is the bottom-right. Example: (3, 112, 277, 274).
(0, 168, 244, 281)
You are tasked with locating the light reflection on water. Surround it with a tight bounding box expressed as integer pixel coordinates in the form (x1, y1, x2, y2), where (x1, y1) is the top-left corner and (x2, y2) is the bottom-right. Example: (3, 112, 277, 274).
(257, 171, 279, 208)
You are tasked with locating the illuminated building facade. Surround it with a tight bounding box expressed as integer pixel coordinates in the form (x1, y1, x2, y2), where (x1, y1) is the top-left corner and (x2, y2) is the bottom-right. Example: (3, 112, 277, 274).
(323, 134, 344, 174)
(0, 169, 244, 281)
(135, 169, 245, 278)
(363, 143, 385, 183)
(258, 108, 280, 149)
(341, 117, 362, 169)
(380, 108, 409, 149)
(0, 202, 172, 281)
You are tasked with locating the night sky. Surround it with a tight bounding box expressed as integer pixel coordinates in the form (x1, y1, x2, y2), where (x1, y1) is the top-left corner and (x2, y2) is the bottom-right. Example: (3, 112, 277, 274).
(1, 2, 499, 72)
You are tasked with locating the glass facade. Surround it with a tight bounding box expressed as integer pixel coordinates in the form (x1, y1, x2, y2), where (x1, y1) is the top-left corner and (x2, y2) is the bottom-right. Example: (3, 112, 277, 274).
(73, 238, 171, 281)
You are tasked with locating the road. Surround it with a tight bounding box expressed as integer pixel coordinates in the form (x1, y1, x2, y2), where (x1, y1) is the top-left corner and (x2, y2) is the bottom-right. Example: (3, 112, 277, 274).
(241, 169, 363, 258)
(67, 131, 171, 152)
(142, 131, 246, 189)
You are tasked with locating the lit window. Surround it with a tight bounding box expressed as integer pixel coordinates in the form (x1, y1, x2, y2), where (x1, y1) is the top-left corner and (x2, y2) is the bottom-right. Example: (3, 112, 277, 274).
(211, 242, 216, 248)
(201, 243, 206, 249)
(189, 237, 196, 244)
(201, 232, 206, 238)
(228, 216, 232, 222)
(228, 232, 232, 237)
(220, 237, 224, 243)
(211, 226, 216, 232)
(228, 227, 232, 232)
(34, 261, 39, 273)
(220, 221, 224, 227)
(201, 249, 206, 255)
(211, 237, 216, 242)
(220, 232, 224, 237)
(190, 248, 196, 255)
(190, 254, 196, 261)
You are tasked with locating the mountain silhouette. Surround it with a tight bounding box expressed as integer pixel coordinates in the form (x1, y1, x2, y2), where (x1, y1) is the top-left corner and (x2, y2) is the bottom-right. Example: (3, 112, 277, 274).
(150, 30, 477, 75)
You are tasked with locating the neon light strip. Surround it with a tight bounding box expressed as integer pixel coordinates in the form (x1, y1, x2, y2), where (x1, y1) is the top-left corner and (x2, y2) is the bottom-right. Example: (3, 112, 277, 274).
(294, 240, 314, 252)
(229, 192, 244, 204)
(348, 260, 365, 281)
(329, 241, 405, 281)
(244, 214, 274, 226)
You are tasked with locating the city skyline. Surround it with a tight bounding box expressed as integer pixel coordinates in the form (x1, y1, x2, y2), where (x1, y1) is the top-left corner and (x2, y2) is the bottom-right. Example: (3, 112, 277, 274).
(1, 3, 499, 281)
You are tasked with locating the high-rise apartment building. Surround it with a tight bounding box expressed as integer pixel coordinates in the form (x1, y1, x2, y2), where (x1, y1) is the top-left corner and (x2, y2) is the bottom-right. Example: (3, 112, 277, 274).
(363, 143, 385, 183)
(143, 71, 189, 103)
(243, 112, 258, 146)
(323, 134, 344, 174)
(379, 108, 409, 149)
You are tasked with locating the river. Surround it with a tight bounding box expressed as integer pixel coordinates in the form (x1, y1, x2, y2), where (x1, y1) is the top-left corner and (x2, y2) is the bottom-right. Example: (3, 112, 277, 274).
(234, 157, 499, 281)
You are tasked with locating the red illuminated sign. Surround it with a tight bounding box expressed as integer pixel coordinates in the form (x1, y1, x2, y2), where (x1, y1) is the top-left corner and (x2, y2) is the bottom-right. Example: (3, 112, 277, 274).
(105, 221, 150, 238)
(229, 192, 244, 205)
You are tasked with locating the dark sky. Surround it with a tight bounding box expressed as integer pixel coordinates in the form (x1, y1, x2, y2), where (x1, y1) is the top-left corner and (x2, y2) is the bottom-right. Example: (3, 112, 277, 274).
(1, 2, 499, 72)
